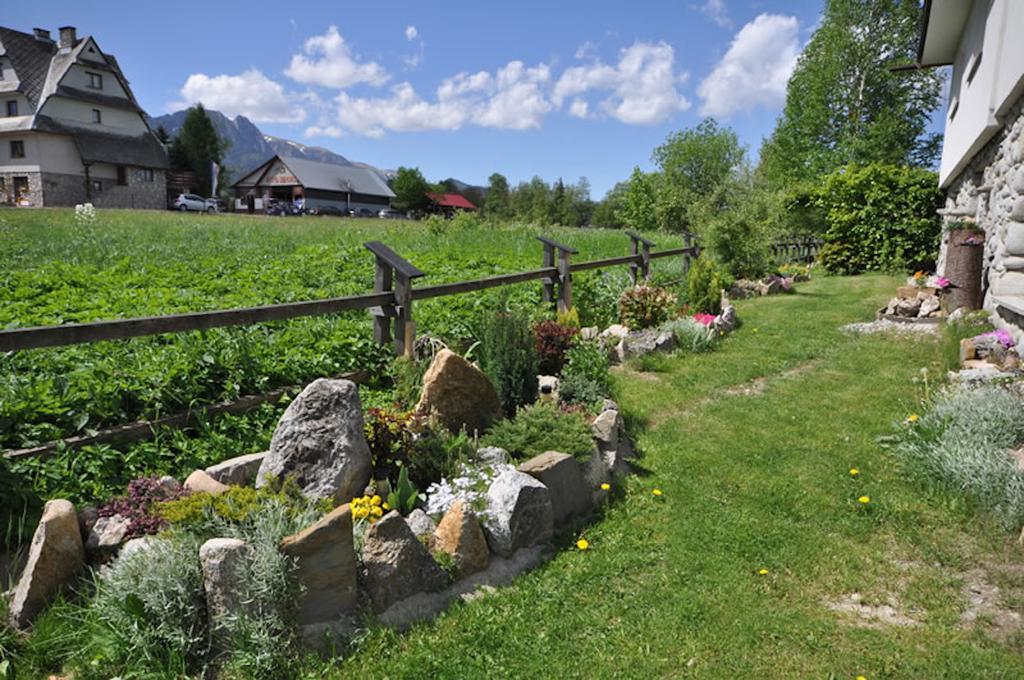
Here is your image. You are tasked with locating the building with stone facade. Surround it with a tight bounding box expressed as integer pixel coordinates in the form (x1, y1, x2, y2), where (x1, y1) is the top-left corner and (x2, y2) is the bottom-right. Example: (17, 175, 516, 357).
(916, 1, 1024, 336)
(0, 25, 168, 209)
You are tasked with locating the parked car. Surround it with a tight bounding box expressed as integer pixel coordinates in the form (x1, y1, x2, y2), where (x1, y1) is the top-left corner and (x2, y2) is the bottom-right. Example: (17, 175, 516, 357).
(309, 205, 345, 217)
(204, 198, 226, 213)
(350, 208, 376, 218)
(378, 208, 405, 220)
(172, 193, 207, 212)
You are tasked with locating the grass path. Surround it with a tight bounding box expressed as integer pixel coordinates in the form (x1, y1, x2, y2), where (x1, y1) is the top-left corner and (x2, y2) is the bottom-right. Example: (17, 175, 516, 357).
(312, 274, 1024, 679)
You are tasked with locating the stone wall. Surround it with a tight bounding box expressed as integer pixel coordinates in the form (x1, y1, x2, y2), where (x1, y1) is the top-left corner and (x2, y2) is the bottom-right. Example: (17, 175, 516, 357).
(0, 172, 43, 206)
(939, 90, 1024, 339)
(40, 172, 88, 206)
(88, 168, 167, 211)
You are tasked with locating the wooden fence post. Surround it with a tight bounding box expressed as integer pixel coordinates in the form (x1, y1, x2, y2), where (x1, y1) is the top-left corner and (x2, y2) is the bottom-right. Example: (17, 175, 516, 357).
(626, 231, 655, 283)
(541, 242, 555, 303)
(364, 241, 425, 357)
(629, 237, 639, 286)
(537, 236, 577, 313)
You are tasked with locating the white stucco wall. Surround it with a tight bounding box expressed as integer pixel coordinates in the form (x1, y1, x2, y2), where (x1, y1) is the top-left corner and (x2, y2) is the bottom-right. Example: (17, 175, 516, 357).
(38, 96, 148, 134)
(940, 0, 1024, 187)
(0, 132, 82, 174)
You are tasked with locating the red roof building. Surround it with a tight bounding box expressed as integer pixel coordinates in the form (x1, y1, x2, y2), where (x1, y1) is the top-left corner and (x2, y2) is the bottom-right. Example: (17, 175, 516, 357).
(426, 192, 477, 216)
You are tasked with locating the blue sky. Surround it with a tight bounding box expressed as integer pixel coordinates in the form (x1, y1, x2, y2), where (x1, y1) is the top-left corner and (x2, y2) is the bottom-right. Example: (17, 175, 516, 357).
(8, 1, 939, 196)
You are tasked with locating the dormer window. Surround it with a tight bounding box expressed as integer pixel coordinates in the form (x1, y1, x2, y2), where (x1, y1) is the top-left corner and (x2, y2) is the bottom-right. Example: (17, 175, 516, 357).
(0, 62, 5, 80)
(5, 101, 16, 117)
(87, 72, 103, 90)
(91, 109, 102, 124)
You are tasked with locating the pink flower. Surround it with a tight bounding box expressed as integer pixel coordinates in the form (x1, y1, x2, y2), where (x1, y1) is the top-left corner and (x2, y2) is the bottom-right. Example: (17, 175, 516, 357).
(934, 276, 951, 289)
(693, 313, 716, 326)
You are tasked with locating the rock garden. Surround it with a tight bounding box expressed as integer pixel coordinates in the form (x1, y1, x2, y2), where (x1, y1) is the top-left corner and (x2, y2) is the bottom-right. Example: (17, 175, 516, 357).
(2, 271, 744, 677)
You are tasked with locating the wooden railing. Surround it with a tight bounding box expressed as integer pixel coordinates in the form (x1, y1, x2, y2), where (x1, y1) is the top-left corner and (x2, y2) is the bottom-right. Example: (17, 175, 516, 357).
(0, 232, 700, 358)
(770, 236, 823, 264)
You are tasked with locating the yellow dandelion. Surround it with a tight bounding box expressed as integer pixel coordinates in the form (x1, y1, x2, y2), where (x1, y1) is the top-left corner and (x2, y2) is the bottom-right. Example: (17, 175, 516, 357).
(857, 676, 868, 680)
(858, 496, 871, 504)
(652, 488, 663, 496)
(382, 502, 390, 510)
(849, 468, 859, 477)
(758, 568, 769, 575)
(576, 539, 589, 551)
(371, 495, 382, 506)
(600, 483, 611, 491)
(371, 505, 383, 518)
(906, 414, 919, 423)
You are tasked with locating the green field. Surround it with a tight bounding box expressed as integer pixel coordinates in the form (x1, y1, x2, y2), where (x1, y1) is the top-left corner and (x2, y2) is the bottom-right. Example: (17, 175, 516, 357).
(0, 209, 683, 504)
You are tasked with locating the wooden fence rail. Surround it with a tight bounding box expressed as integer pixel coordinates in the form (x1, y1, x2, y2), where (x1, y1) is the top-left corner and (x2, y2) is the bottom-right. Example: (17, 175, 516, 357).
(769, 237, 823, 264)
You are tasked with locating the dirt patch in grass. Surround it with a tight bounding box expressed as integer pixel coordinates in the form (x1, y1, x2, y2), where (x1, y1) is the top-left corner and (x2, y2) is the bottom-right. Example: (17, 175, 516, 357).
(960, 567, 1024, 641)
(825, 592, 920, 628)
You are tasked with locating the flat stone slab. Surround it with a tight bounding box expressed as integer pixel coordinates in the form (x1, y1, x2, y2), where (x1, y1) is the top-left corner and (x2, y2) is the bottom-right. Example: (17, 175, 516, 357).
(280, 504, 359, 625)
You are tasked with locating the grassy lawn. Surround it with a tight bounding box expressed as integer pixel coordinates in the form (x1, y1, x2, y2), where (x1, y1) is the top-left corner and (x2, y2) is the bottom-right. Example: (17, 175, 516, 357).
(302, 273, 1024, 679)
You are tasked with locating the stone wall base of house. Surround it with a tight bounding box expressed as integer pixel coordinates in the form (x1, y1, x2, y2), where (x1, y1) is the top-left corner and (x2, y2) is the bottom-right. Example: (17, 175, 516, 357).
(1, 170, 168, 210)
(939, 90, 1024, 341)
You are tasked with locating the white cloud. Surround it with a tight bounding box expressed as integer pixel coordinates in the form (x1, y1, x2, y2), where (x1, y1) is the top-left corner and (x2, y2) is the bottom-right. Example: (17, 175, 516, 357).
(333, 60, 553, 137)
(697, 13, 799, 117)
(304, 125, 344, 138)
(574, 40, 598, 60)
(553, 41, 690, 125)
(405, 25, 418, 41)
(173, 69, 307, 123)
(568, 98, 589, 118)
(285, 25, 389, 88)
(698, 0, 731, 28)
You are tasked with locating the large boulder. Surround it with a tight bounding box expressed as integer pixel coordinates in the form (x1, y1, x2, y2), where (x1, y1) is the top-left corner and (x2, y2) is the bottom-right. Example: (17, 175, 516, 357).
(199, 537, 251, 645)
(205, 451, 268, 486)
(432, 500, 489, 578)
(414, 349, 502, 435)
(280, 504, 359, 625)
(257, 378, 371, 504)
(518, 452, 591, 527)
(482, 470, 553, 557)
(361, 511, 450, 612)
(623, 329, 676, 360)
(591, 408, 634, 475)
(405, 509, 437, 542)
(8, 500, 83, 629)
(85, 514, 131, 560)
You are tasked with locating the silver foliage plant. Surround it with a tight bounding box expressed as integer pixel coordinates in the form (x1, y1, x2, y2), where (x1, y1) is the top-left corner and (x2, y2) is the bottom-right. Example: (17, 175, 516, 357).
(662, 317, 717, 354)
(892, 384, 1024, 529)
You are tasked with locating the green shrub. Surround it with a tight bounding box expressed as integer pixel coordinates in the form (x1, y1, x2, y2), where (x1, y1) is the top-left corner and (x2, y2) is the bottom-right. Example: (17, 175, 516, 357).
(618, 286, 677, 329)
(409, 428, 474, 489)
(705, 200, 771, 279)
(479, 309, 539, 418)
(889, 385, 1024, 529)
(814, 163, 943, 274)
(558, 375, 607, 409)
(391, 356, 426, 410)
(0, 457, 39, 550)
(663, 318, 716, 353)
(573, 270, 630, 329)
(480, 401, 594, 460)
(562, 340, 611, 395)
(686, 255, 724, 315)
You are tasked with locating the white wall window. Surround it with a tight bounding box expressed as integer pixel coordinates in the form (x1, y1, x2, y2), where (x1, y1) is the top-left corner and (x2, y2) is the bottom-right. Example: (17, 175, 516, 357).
(5, 100, 16, 117)
(948, 96, 960, 121)
(87, 72, 103, 89)
(0, 62, 5, 80)
(9, 140, 25, 158)
(91, 108, 102, 124)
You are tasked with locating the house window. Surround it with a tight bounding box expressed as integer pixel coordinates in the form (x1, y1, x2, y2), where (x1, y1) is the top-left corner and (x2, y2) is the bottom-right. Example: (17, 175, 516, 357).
(5, 100, 16, 117)
(87, 72, 103, 89)
(141, 168, 154, 182)
(0, 62, 5, 80)
(91, 108, 102, 124)
(966, 51, 983, 85)
(949, 96, 960, 121)
(91, 179, 103, 192)
(10, 140, 25, 158)
(116, 166, 128, 186)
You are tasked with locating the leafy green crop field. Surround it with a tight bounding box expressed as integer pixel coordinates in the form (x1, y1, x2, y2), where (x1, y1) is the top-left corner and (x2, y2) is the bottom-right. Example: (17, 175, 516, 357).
(0, 208, 681, 503)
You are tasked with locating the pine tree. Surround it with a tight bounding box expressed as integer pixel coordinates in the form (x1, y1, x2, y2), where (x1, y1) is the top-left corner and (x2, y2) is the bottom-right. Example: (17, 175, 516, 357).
(175, 104, 227, 195)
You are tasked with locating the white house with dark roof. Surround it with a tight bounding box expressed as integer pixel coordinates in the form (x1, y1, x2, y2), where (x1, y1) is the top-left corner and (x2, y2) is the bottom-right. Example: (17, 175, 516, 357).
(232, 155, 396, 214)
(915, 1, 1024, 335)
(0, 25, 168, 208)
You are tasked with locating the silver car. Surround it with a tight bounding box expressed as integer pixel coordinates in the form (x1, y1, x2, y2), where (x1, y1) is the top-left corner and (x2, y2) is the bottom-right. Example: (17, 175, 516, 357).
(173, 193, 207, 212)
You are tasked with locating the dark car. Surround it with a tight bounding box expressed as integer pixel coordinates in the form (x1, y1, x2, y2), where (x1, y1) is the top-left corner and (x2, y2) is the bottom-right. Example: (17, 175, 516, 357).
(350, 208, 376, 218)
(309, 205, 345, 217)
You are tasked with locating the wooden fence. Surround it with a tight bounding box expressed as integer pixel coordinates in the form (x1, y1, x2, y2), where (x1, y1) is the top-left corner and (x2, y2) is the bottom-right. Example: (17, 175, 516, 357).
(0, 232, 697, 358)
(770, 236, 823, 264)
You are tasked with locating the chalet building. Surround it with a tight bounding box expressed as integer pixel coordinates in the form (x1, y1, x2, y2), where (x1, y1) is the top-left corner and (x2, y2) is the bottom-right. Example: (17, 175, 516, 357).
(232, 155, 394, 213)
(0, 25, 168, 209)
(916, 1, 1024, 335)
(427, 192, 477, 218)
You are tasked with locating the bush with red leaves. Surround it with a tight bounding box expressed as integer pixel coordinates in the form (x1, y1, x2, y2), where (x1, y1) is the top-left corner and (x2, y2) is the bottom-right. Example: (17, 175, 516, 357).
(533, 320, 579, 375)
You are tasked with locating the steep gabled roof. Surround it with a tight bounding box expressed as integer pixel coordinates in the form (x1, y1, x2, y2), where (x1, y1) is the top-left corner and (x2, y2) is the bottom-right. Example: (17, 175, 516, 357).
(0, 26, 56, 109)
(427, 192, 477, 210)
